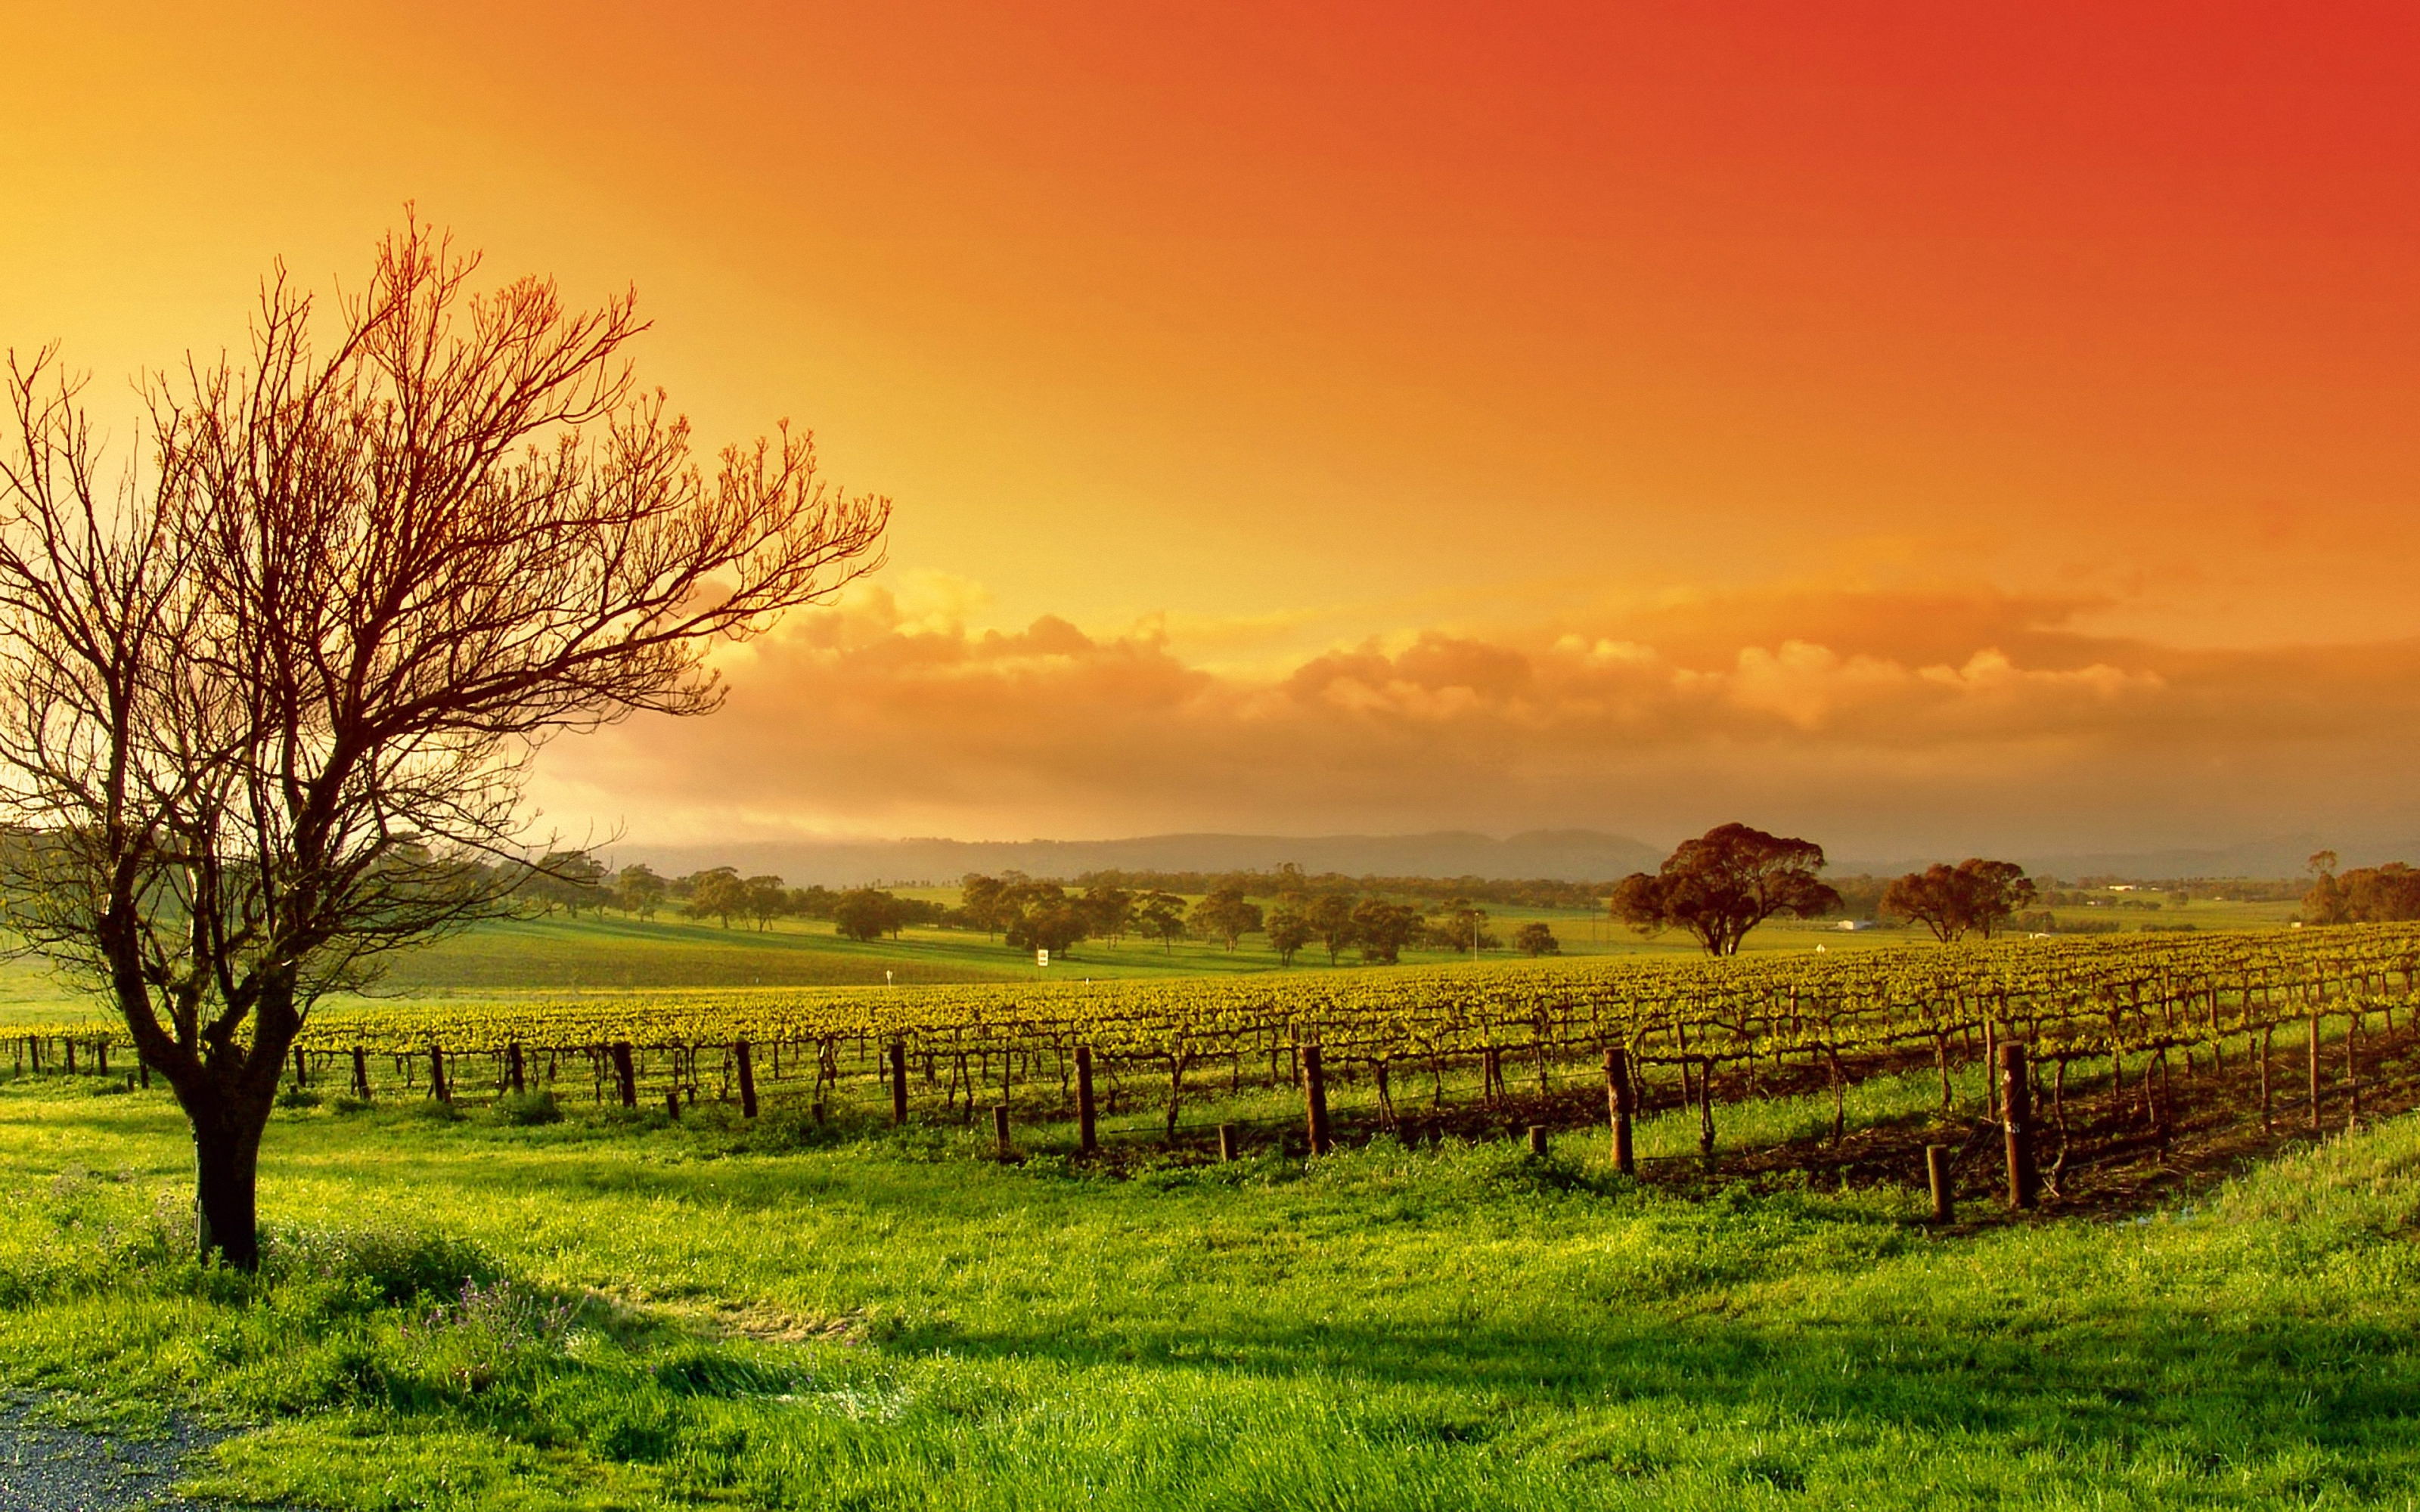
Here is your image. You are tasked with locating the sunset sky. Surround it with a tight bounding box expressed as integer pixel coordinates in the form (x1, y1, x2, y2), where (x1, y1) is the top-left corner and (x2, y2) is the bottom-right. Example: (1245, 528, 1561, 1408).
(9, 2, 2420, 859)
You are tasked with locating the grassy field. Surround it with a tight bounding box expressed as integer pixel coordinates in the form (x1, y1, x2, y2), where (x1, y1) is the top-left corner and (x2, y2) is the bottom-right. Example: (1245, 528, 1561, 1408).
(5, 1065, 2420, 1509)
(0, 909, 1919, 1027)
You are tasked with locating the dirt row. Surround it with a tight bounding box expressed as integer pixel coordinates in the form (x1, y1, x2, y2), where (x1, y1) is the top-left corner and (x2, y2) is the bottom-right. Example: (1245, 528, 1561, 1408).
(1081, 1021, 2416, 1222)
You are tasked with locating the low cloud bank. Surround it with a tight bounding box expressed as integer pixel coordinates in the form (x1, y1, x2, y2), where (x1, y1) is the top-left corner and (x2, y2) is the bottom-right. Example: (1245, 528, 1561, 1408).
(529, 583, 2420, 858)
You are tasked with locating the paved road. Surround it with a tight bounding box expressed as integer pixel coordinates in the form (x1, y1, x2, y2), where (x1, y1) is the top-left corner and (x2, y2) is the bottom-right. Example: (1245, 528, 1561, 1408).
(0, 1396, 231, 1512)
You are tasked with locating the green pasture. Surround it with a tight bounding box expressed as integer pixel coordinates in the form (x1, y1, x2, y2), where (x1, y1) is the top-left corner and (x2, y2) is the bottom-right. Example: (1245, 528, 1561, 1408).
(7, 1061, 2420, 1508)
(0, 911, 1914, 1027)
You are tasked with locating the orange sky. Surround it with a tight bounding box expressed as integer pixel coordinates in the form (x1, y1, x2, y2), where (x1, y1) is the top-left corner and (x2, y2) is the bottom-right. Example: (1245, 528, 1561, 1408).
(8, 2, 2420, 857)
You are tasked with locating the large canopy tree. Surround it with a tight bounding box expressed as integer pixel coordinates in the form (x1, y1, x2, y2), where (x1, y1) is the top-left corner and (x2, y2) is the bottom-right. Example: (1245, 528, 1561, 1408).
(1882, 859, 2037, 942)
(1609, 822, 1841, 956)
(0, 223, 889, 1266)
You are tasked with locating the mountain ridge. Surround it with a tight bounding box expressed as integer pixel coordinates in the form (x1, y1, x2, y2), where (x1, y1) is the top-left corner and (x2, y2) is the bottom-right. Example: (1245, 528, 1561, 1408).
(603, 829, 2398, 890)
(611, 829, 1668, 888)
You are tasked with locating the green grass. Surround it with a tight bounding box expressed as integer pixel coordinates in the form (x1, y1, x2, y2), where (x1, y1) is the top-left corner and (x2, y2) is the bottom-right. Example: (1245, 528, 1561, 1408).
(0, 910, 1931, 1028)
(8, 1069, 2420, 1508)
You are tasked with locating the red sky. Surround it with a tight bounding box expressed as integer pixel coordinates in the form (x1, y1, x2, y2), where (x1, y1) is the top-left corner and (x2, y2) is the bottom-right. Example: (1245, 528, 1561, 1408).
(8, 2, 2420, 857)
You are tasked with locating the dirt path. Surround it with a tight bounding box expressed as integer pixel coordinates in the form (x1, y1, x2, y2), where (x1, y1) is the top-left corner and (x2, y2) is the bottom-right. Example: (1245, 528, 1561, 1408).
(0, 1395, 237, 1512)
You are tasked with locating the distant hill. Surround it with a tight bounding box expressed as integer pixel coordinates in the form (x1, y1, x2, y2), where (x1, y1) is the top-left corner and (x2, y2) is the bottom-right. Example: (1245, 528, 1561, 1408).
(611, 829, 2409, 891)
(614, 829, 1668, 888)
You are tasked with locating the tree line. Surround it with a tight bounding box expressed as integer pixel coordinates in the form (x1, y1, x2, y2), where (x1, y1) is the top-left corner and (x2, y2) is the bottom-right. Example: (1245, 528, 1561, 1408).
(1606, 824, 2043, 955)
(513, 856, 951, 938)
(2301, 853, 2420, 925)
(509, 854, 1579, 962)
(529, 833, 2063, 963)
(944, 873, 1565, 964)
(1064, 864, 1606, 911)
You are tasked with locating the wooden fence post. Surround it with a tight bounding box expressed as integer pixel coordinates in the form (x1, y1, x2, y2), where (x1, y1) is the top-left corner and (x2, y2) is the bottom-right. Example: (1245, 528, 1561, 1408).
(507, 1043, 526, 1097)
(666, 1090, 681, 1120)
(430, 1044, 451, 1105)
(350, 1046, 370, 1100)
(993, 1103, 1013, 1159)
(1303, 1045, 1331, 1155)
(888, 1040, 908, 1124)
(1926, 1144, 1952, 1224)
(2000, 1043, 2037, 1210)
(1527, 1124, 1549, 1158)
(735, 1040, 759, 1119)
(1075, 1044, 1098, 1155)
(2347, 1012, 2361, 1129)
(1606, 1046, 1635, 1176)
(1982, 1018, 1998, 1120)
(2258, 1026, 2273, 1130)
(1218, 1123, 1238, 1162)
(613, 1042, 638, 1108)
(1697, 1058, 1716, 1160)
(2308, 1010, 2323, 1132)
(292, 1045, 307, 1089)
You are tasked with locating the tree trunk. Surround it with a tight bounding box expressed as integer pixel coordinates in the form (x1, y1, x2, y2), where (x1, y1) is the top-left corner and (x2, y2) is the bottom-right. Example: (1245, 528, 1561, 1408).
(185, 1093, 271, 1269)
(117, 943, 299, 1272)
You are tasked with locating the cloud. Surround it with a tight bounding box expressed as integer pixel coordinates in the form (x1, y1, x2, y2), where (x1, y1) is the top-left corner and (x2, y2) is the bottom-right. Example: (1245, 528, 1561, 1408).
(526, 582, 2420, 856)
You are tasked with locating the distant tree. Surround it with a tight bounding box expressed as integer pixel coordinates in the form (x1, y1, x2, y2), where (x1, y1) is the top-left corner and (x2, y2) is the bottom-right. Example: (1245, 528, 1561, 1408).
(1818, 873, 1891, 920)
(525, 850, 607, 917)
(684, 868, 748, 928)
(959, 873, 1012, 938)
(741, 875, 790, 931)
(2311, 861, 2420, 924)
(1305, 894, 1358, 965)
(786, 885, 840, 922)
(1078, 885, 1134, 944)
(1350, 899, 1423, 964)
(1134, 890, 1187, 953)
(2302, 852, 2354, 925)
(615, 864, 668, 921)
(1953, 860, 2035, 940)
(1190, 887, 1264, 951)
(1882, 859, 2037, 943)
(1265, 907, 1314, 967)
(984, 878, 1088, 956)
(1610, 823, 1841, 956)
(1423, 900, 1499, 955)
(1513, 922, 1560, 957)
(1005, 900, 1089, 957)
(1882, 866, 1964, 942)
(833, 887, 908, 942)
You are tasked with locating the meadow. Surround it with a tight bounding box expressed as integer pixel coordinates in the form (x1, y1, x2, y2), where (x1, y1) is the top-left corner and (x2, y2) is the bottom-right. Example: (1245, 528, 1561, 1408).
(0, 909, 1882, 1028)
(5, 894, 2383, 1510)
(7, 1058, 2420, 1510)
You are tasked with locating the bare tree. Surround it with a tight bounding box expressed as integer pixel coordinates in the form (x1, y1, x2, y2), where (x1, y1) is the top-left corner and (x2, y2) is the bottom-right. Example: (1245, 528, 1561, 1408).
(0, 222, 889, 1266)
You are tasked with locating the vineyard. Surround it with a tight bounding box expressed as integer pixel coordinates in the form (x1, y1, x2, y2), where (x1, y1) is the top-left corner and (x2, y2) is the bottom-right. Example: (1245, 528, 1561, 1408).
(19, 925, 2420, 1201)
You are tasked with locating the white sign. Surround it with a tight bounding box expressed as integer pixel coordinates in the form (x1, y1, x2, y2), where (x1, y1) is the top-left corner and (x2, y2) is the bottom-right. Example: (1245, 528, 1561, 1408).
(1037, 949, 1050, 967)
